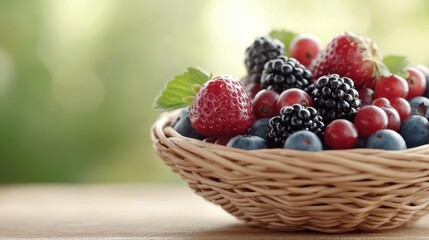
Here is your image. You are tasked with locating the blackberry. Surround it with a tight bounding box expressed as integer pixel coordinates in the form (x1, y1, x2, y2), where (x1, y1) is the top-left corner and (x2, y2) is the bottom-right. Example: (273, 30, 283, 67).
(245, 36, 284, 84)
(311, 74, 361, 125)
(267, 104, 325, 148)
(261, 55, 314, 94)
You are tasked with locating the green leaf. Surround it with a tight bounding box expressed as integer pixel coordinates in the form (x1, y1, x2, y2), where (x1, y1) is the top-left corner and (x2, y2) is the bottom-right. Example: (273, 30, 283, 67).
(269, 29, 297, 55)
(382, 55, 410, 79)
(153, 67, 209, 111)
(374, 60, 391, 78)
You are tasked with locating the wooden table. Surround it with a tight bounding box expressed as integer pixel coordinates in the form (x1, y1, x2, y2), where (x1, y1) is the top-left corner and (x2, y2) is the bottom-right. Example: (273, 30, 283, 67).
(0, 185, 428, 239)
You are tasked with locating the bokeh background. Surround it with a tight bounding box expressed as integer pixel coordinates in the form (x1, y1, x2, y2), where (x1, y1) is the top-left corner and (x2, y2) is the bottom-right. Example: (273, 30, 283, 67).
(1, 0, 429, 183)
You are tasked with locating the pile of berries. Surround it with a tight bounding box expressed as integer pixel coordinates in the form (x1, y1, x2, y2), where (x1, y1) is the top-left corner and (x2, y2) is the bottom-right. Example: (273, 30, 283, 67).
(155, 30, 429, 152)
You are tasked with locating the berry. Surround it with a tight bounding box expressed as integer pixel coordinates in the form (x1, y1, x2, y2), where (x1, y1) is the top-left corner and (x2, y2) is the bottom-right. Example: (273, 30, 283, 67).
(245, 36, 284, 84)
(414, 65, 429, 98)
(372, 97, 391, 108)
(284, 130, 322, 152)
(390, 97, 411, 121)
(409, 96, 429, 118)
(172, 108, 206, 140)
(267, 104, 324, 148)
(354, 105, 388, 138)
(366, 129, 407, 150)
(253, 89, 279, 119)
(245, 82, 261, 99)
(203, 137, 217, 143)
(309, 32, 388, 89)
(424, 76, 429, 98)
(261, 55, 313, 94)
(375, 74, 409, 99)
(354, 137, 367, 148)
(425, 82, 429, 99)
(289, 33, 322, 67)
(277, 88, 312, 112)
(190, 75, 255, 137)
(324, 119, 359, 149)
(322, 140, 331, 150)
(399, 116, 429, 148)
(248, 118, 270, 140)
(311, 74, 361, 125)
(358, 88, 375, 106)
(215, 136, 233, 146)
(381, 107, 401, 131)
(405, 67, 426, 100)
(414, 64, 429, 76)
(227, 135, 268, 150)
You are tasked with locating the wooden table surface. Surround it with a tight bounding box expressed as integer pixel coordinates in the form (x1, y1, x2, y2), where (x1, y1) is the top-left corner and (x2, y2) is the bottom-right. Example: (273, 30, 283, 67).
(0, 184, 428, 240)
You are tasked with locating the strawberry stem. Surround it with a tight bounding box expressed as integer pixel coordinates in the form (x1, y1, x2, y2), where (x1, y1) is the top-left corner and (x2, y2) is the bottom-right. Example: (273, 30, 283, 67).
(191, 84, 201, 94)
(182, 96, 195, 105)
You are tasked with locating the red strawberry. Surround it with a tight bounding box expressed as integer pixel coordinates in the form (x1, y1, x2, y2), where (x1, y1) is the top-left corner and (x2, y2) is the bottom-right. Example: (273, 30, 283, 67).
(190, 75, 255, 137)
(309, 32, 389, 89)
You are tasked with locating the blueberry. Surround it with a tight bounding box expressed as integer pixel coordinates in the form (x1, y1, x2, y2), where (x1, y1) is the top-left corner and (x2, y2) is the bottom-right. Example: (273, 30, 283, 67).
(227, 135, 267, 150)
(399, 116, 429, 148)
(172, 108, 205, 140)
(284, 130, 322, 152)
(248, 118, 270, 139)
(366, 129, 407, 150)
(409, 96, 429, 118)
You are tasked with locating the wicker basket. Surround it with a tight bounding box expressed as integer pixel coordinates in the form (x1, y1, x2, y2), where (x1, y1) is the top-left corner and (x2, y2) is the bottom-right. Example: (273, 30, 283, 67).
(150, 111, 429, 233)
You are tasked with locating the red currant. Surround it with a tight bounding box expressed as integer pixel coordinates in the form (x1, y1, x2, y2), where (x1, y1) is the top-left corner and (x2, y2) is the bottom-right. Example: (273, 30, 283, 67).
(324, 119, 359, 149)
(405, 67, 426, 100)
(289, 33, 321, 67)
(381, 106, 401, 131)
(277, 88, 312, 113)
(354, 105, 388, 138)
(372, 97, 391, 108)
(203, 137, 217, 143)
(375, 74, 409, 99)
(215, 136, 233, 146)
(357, 87, 375, 106)
(414, 64, 429, 76)
(389, 97, 411, 121)
(253, 89, 279, 119)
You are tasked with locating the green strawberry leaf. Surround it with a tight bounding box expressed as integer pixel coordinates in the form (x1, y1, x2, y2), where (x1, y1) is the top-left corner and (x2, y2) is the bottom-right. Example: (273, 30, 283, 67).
(374, 60, 391, 78)
(382, 55, 410, 79)
(153, 67, 210, 112)
(269, 29, 297, 56)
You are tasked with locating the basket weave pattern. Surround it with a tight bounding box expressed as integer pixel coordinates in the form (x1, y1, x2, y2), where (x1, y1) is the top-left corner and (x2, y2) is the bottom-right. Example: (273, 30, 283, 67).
(151, 111, 429, 233)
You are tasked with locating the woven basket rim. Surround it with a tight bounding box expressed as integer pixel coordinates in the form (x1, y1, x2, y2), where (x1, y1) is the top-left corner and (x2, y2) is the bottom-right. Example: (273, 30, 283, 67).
(152, 110, 429, 155)
(151, 111, 429, 178)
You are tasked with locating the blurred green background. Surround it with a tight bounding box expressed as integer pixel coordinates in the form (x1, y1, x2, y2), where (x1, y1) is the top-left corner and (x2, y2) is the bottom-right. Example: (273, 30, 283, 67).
(0, 0, 428, 183)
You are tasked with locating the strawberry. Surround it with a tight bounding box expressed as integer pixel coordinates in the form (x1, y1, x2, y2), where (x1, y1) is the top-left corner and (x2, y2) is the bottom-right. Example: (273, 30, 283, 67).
(153, 68, 255, 138)
(190, 75, 255, 137)
(309, 32, 389, 89)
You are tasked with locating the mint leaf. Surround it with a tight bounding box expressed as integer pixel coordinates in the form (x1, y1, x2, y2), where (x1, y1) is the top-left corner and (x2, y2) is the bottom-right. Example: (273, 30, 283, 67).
(382, 55, 410, 79)
(153, 67, 209, 111)
(269, 29, 297, 55)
